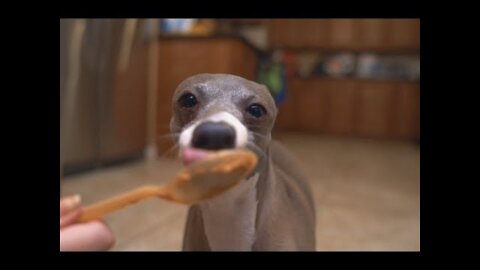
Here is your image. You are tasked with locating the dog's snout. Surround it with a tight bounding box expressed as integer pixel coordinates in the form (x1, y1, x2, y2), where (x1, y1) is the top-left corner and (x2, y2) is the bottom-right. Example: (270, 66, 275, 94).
(192, 121, 236, 150)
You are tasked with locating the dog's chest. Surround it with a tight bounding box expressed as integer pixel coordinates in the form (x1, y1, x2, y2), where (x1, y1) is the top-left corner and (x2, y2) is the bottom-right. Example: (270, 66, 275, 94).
(199, 173, 259, 251)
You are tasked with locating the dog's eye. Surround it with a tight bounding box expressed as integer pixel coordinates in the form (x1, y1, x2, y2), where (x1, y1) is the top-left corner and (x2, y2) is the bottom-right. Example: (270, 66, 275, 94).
(178, 93, 198, 108)
(247, 103, 267, 118)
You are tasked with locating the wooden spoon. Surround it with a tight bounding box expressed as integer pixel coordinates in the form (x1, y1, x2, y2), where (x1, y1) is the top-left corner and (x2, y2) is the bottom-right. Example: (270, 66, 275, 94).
(78, 149, 258, 222)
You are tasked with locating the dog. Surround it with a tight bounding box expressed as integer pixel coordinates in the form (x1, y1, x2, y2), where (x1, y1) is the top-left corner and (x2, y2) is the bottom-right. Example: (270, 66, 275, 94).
(170, 73, 316, 251)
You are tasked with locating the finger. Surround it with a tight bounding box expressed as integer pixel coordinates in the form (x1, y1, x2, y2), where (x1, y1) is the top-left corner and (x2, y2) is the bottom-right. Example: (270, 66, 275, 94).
(60, 221, 115, 251)
(60, 194, 81, 217)
(60, 208, 82, 228)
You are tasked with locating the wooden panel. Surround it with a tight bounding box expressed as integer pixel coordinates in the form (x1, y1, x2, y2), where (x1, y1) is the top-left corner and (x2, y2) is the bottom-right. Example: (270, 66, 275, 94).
(292, 79, 330, 132)
(276, 78, 419, 140)
(267, 18, 419, 51)
(391, 82, 420, 139)
(267, 19, 289, 48)
(268, 19, 302, 48)
(268, 19, 331, 49)
(329, 19, 359, 50)
(358, 19, 387, 50)
(297, 19, 315, 47)
(289, 20, 306, 47)
(356, 81, 396, 138)
(326, 80, 358, 135)
(386, 19, 420, 49)
(228, 41, 257, 80)
(304, 19, 330, 48)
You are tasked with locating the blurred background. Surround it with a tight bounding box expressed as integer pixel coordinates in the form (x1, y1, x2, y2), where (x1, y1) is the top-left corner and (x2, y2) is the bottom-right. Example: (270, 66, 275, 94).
(60, 19, 420, 251)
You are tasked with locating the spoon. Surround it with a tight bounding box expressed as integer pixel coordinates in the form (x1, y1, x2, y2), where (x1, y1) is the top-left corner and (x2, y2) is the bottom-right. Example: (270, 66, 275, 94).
(78, 149, 258, 222)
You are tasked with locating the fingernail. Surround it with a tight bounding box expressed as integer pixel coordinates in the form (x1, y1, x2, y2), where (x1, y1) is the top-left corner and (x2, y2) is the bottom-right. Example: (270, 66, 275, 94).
(64, 194, 81, 210)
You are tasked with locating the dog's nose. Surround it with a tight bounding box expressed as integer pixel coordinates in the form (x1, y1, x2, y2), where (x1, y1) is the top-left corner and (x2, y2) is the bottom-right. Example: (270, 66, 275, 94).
(192, 121, 236, 150)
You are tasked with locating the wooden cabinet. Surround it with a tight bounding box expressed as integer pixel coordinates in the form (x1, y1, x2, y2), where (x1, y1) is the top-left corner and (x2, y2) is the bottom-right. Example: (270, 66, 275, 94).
(304, 19, 330, 48)
(275, 78, 419, 140)
(358, 19, 386, 50)
(268, 19, 331, 49)
(356, 81, 396, 138)
(268, 19, 419, 51)
(386, 19, 420, 50)
(391, 82, 420, 140)
(156, 37, 258, 154)
(268, 20, 286, 48)
(326, 80, 358, 136)
(267, 19, 419, 140)
(293, 79, 330, 132)
(329, 19, 358, 50)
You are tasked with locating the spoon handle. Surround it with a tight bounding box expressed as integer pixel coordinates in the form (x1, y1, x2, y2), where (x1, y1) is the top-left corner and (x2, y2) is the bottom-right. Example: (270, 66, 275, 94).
(78, 185, 168, 222)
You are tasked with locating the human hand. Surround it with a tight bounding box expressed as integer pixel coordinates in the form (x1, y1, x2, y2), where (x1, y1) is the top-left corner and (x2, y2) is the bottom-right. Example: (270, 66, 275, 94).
(60, 195, 115, 251)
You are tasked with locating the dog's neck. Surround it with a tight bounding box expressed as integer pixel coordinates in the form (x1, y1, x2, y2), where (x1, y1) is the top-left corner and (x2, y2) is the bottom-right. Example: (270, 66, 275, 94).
(199, 172, 260, 251)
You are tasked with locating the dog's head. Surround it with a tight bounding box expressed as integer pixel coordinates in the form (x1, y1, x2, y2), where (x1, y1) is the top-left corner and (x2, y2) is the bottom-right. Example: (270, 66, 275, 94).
(170, 73, 277, 166)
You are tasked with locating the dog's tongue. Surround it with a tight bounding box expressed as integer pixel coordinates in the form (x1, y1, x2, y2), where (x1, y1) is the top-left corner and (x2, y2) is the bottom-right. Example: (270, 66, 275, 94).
(181, 147, 214, 166)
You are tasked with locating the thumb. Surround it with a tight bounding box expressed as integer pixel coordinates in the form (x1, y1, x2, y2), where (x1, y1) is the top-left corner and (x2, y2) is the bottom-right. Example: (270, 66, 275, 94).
(60, 194, 81, 216)
(60, 195, 82, 228)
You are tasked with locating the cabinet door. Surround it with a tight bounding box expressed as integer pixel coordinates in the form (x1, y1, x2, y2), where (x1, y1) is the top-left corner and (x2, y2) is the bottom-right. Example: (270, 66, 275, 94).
(326, 80, 358, 135)
(304, 19, 330, 48)
(268, 19, 289, 48)
(391, 82, 420, 140)
(386, 19, 420, 49)
(329, 19, 359, 50)
(358, 19, 387, 50)
(268, 19, 330, 49)
(293, 79, 330, 132)
(356, 81, 396, 138)
(228, 40, 257, 80)
(268, 18, 419, 50)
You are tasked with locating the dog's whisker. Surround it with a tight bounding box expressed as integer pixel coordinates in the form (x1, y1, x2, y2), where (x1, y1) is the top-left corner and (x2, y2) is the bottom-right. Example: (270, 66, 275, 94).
(246, 141, 267, 161)
(158, 133, 180, 140)
(159, 143, 180, 159)
(157, 133, 181, 146)
(248, 130, 268, 139)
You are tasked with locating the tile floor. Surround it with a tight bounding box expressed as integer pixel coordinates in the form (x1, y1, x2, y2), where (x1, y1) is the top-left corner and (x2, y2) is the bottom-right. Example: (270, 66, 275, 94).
(61, 132, 420, 251)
